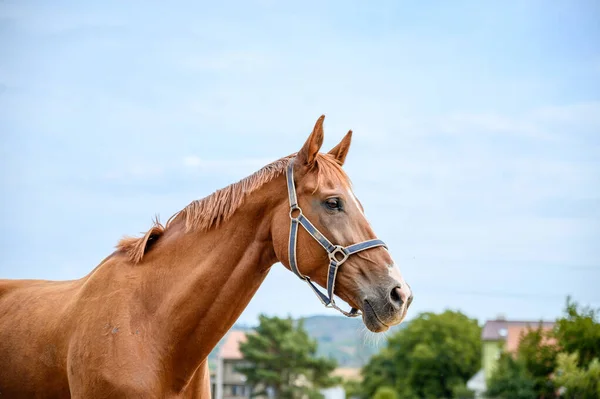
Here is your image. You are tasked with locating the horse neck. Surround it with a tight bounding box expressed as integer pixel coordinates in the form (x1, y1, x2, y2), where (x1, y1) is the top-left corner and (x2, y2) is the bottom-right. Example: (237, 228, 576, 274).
(141, 179, 283, 390)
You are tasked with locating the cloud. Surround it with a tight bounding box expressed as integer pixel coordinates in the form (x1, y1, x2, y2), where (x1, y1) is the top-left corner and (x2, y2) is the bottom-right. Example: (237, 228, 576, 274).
(182, 155, 277, 169)
(87, 155, 281, 189)
(440, 112, 545, 139)
(436, 101, 600, 142)
(102, 163, 166, 180)
(182, 156, 202, 168)
(1, 2, 125, 36)
(181, 155, 280, 176)
(179, 52, 274, 72)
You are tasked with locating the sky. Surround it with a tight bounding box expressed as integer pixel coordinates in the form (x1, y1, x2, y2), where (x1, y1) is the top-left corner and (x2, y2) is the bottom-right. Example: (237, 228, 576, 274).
(1, 0, 599, 328)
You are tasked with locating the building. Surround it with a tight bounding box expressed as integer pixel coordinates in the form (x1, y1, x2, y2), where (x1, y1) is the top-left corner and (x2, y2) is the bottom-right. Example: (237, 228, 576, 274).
(331, 367, 361, 382)
(331, 368, 361, 399)
(467, 317, 555, 398)
(213, 330, 254, 399)
(212, 330, 351, 399)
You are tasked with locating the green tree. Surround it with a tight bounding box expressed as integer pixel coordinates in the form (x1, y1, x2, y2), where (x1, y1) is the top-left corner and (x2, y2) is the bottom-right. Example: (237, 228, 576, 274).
(342, 379, 361, 399)
(485, 352, 536, 399)
(360, 349, 398, 399)
(554, 296, 600, 368)
(554, 352, 600, 399)
(485, 297, 600, 399)
(373, 386, 399, 399)
(362, 310, 481, 399)
(451, 383, 475, 399)
(516, 324, 558, 398)
(236, 314, 340, 399)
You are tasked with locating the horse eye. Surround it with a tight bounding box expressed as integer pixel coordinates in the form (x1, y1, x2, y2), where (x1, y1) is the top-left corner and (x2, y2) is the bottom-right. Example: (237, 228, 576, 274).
(325, 198, 341, 210)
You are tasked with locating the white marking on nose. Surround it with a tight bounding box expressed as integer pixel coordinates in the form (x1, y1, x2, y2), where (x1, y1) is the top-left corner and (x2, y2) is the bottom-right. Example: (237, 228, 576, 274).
(389, 263, 411, 304)
(347, 188, 365, 216)
(389, 263, 403, 284)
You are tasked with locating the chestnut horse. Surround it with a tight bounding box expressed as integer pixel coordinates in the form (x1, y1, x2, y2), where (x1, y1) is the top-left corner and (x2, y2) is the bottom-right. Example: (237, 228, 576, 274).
(0, 115, 413, 398)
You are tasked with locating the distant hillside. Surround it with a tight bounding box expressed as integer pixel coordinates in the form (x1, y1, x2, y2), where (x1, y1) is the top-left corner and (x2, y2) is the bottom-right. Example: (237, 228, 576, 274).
(298, 315, 406, 367)
(208, 315, 407, 369)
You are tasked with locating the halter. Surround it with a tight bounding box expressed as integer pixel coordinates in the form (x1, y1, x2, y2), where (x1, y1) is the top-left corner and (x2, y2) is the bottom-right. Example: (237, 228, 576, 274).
(286, 159, 388, 317)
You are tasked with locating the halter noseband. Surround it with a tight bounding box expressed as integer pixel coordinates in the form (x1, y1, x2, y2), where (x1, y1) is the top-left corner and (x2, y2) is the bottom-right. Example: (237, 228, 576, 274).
(286, 159, 388, 317)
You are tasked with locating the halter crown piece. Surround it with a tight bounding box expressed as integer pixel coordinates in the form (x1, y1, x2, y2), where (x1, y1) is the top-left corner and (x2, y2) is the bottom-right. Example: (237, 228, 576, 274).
(286, 158, 388, 317)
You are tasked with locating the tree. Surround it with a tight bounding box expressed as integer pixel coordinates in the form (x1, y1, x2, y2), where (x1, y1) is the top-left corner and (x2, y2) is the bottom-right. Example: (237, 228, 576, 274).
(361, 310, 481, 399)
(485, 352, 536, 399)
(342, 379, 362, 399)
(554, 352, 600, 399)
(516, 324, 558, 398)
(484, 297, 600, 399)
(360, 349, 398, 399)
(451, 383, 475, 399)
(551, 298, 600, 399)
(236, 314, 340, 399)
(554, 296, 600, 368)
(373, 386, 399, 399)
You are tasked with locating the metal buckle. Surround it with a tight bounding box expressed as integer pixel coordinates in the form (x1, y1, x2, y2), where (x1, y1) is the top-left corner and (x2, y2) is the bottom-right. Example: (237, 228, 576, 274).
(328, 245, 349, 265)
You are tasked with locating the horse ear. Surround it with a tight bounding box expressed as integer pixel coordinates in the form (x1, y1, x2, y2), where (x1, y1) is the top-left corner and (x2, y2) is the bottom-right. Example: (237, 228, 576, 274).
(327, 130, 352, 166)
(297, 115, 325, 166)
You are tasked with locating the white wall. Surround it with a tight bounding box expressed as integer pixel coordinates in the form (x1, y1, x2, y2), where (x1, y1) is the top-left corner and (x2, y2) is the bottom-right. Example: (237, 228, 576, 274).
(320, 386, 346, 399)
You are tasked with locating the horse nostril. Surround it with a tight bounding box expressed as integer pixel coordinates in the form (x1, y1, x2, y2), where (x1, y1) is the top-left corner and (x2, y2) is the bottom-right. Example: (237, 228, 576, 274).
(389, 286, 403, 308)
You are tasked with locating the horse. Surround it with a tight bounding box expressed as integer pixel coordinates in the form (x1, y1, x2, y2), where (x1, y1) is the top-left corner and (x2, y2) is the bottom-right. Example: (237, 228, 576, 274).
(0, 115, 413, 398)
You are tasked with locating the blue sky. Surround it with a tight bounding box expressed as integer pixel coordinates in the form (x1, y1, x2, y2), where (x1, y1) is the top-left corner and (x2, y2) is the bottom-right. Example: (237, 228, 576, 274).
(1, 0, 599, 327)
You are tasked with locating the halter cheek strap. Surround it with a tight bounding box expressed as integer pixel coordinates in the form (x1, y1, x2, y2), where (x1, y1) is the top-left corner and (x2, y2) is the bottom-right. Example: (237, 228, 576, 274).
(286, 160, 388, 317)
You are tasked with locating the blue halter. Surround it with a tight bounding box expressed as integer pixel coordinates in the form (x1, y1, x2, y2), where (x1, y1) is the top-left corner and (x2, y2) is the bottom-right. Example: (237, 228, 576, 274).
(286, 159, 388, 317)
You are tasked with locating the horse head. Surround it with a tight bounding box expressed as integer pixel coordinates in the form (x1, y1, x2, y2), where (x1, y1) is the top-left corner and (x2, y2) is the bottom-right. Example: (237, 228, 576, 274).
(272, 115, 413, 332)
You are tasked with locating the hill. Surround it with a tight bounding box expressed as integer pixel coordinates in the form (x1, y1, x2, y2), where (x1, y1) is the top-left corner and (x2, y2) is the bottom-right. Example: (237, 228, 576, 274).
(208, 315, 406, 369)
(299, 315, 406, 367)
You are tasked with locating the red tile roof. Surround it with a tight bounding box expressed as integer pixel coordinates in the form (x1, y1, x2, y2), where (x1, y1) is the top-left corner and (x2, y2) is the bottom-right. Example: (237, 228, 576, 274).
(506, 325, 556, 353)
(218, 330, 248, 360)
(482, 319, 555, 341)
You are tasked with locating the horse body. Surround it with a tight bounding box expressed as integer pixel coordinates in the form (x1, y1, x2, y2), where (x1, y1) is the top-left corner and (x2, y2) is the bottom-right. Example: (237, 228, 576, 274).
(1, 279, 76, 398)
(0, 116, 413, 398)
(1, 199, 274, 398)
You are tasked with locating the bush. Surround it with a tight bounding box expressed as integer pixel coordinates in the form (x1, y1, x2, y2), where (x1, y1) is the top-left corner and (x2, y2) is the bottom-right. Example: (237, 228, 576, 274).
(485, 352, 536, 399)
(554, 352, 600, 399)
(452, 383, 475, 399)
(362, 310, 481, 399)
(373, 386, 399, 399)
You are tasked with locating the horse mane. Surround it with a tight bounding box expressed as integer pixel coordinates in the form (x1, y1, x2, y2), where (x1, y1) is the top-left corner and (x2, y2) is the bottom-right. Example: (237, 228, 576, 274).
(116, 153, 349, 264)
(116, 216, 165, 264)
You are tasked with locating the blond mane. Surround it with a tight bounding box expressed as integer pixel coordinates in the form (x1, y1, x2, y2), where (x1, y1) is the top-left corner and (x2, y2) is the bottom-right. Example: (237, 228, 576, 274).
(117, 153, 349, 263)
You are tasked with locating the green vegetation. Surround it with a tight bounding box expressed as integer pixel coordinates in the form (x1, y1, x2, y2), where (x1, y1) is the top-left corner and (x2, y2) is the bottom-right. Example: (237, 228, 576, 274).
(514, 323, 558, 397)
(235, 314, 340, 399)
(554, 352, 600, 399)
(451, 383, 476, 399)
(485, 352, 536, 399)
(486, 296, 600, 399)
(373, 386, 399, 399)
(208, 315, 403, 370)
(208, 296, 598, 399)
(361, 310, 481, 399)
(554, 296, 600, 368)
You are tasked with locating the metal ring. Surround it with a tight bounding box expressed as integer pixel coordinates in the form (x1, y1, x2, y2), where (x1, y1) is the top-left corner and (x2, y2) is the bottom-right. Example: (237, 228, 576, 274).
(289, 206, 303, 221)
